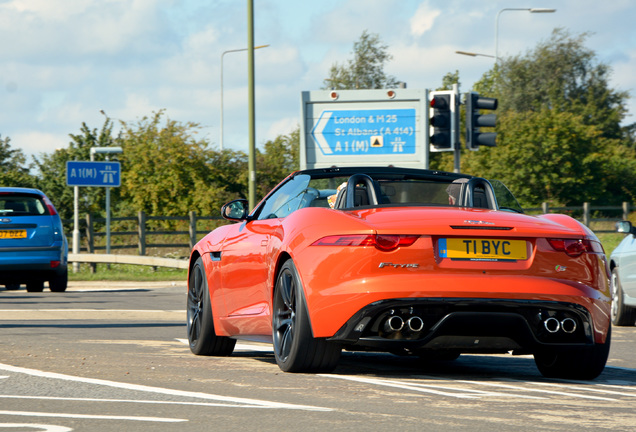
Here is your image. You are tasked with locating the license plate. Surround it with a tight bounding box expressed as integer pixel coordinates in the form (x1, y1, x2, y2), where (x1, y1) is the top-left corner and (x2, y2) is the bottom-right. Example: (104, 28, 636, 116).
(0, 229, 27, 239)
(439, 238, 527, 261)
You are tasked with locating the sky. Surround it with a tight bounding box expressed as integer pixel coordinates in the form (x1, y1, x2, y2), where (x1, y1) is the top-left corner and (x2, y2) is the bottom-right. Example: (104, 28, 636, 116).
(1, 0, 635, 160)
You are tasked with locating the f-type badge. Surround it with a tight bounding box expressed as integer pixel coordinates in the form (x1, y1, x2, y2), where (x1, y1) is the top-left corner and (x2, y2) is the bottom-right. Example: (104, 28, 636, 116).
(379, 262, 419, 269)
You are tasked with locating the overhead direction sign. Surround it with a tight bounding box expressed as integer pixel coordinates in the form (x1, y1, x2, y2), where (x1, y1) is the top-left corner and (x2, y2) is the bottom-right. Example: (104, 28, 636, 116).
(310, 108, 416, 156)
(300, 89, 429, 169)
(66, 161, 121, 187)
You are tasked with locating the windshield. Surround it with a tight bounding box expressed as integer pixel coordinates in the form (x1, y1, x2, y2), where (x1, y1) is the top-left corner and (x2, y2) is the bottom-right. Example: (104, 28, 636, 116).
(489, 180, 524, 213)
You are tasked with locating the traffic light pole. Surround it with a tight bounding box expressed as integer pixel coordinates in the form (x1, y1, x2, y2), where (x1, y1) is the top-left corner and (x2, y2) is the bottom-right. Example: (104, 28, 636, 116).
(452, 83, 460, 173)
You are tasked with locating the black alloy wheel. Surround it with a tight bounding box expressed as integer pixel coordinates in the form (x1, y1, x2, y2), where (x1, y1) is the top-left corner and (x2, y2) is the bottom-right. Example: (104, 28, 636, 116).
(187, 257, 235, 356)
(272, 260, 340, 373)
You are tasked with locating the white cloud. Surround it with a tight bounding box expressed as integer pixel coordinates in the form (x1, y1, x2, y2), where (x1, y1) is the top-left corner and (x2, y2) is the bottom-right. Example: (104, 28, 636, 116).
(410, 2, 441, 37)
(1, 0, 635, 162)
(13, 130, 69, 156)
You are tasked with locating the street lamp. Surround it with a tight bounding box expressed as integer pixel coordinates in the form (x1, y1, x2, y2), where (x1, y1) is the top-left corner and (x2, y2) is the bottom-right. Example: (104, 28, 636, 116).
(220, 44, 269, 150)
(495, 8, 556, 64)
(455, 50, 495, 59)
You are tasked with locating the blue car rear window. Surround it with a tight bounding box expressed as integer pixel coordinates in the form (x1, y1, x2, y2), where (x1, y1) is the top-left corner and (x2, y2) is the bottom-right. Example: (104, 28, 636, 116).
(0, 195, 48, 216)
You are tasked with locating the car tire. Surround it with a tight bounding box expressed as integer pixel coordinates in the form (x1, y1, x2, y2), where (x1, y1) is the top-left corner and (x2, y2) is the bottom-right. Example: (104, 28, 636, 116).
(5, 284, 20, 291)
(187, 257, 236, 356)
(611, 268, 636, 326)
(26, 281, 44, 292)
(49, 271, 68, 292)
(534, 326, 611, 380)
(273, 259, 341, 373)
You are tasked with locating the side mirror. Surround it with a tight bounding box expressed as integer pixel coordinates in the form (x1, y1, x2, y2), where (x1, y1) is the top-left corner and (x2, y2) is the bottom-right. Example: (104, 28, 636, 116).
(615, 220, 636, 235)
(221, 199, 249, 221)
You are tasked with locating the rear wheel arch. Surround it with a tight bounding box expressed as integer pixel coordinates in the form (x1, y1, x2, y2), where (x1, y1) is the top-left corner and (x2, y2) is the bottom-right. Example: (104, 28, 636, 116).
(272, 258, 341, 372)
(189, 250, 202, 275)
(271, 251, 292, 299)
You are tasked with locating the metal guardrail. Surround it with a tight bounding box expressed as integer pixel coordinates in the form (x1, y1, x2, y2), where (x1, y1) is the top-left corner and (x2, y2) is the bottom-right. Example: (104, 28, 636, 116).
(68, 253, 188, 269)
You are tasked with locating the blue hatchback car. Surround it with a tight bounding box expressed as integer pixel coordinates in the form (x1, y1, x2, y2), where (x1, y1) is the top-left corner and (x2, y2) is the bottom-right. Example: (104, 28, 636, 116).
(0, 188, 68, 292)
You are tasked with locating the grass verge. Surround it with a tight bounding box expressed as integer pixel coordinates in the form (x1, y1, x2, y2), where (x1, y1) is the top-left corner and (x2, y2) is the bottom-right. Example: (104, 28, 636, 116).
(69, 263, 187, 282)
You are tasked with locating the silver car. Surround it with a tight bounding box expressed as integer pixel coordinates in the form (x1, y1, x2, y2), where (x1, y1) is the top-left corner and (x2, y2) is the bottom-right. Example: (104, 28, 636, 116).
(609, 221, 636, 326)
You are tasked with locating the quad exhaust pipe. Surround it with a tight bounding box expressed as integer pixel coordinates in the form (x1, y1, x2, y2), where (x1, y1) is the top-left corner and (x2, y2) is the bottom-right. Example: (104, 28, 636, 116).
(406, 316, 424, 332)
(543, 317, 577, 334)
(384, 315, 404, 332)
(383, 314, 425, 334)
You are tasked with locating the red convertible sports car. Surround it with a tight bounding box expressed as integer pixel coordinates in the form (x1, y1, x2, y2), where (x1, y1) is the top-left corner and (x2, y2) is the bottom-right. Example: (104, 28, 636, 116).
(187, 166, 611, 379)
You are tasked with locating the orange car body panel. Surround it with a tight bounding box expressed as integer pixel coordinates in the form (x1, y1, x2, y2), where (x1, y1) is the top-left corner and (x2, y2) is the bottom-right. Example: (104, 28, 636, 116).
(191, 204, 610, 344)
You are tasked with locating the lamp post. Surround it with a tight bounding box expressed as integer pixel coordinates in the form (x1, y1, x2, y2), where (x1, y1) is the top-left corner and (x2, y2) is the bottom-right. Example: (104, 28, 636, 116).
(495, 8, 556, 64)
(455, 51, 495, 59)
(220, 44, 269, 151)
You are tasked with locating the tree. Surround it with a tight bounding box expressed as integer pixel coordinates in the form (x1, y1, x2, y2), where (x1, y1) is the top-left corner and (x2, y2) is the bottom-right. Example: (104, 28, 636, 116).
(256, 126, 300, 198)
(495, 29, 629, 140)
(118, 111, 228, 217)
(0, 135, 37, 188)
(322, 30, 399, 90)
(462, 29, 636, 206)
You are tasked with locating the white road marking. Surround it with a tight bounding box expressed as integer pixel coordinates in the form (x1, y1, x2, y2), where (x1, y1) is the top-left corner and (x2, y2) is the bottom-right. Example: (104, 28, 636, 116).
(0, 363, 330, 412)
(0, 424, 72, 432)
(449, 378, 616, 401)
(522, 380, 636, 397)
(321, 374, 497, 399)
(0, 395, 281, 408)
(0, 410, 185, 422)
(323, 374, 635, 402)
(0, 309, 184, 321)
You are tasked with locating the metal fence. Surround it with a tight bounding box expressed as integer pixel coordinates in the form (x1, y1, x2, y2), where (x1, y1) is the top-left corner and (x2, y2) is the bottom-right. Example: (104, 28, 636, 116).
(524, 202, 633, 233)
(63, 211, 225, 256)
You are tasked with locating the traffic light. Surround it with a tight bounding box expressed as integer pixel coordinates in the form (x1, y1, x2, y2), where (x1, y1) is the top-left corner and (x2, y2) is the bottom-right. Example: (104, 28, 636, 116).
(465, 92, 498, 150)
(429, 91, 452, 151)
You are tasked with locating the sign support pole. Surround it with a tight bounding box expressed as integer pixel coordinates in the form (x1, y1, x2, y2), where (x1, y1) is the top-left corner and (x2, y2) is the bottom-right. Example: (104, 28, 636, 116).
(105, 155, 111, 258)
(72, 185, 80, 273)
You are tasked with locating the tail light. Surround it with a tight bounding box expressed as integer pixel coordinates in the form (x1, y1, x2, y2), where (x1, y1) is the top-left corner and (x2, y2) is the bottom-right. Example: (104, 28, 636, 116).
(547, 238, 604, 257)
(42, 196, 58, 216)
(312, 234, 419, 252)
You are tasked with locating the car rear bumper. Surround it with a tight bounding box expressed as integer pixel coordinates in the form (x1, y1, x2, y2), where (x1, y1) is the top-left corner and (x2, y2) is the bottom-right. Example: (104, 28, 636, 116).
(327, 298, 596, 355)
(0, 245, 68, 283)
(302, 272, 610, 344)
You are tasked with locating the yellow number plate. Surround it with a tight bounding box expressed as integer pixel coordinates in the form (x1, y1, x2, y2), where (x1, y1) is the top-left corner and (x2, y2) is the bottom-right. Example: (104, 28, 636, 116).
(439, 238, 527, 261)
(0, 230, 27, 239)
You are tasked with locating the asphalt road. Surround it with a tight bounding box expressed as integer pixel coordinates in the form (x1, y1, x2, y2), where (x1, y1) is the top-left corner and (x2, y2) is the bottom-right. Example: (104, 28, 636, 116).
(0, 281, 635, 432)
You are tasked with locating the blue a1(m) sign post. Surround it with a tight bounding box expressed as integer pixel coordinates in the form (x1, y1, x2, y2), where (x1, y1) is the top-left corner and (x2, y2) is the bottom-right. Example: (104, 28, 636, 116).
(66, 160, 122, 271)
(66, 161, 121, 187)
